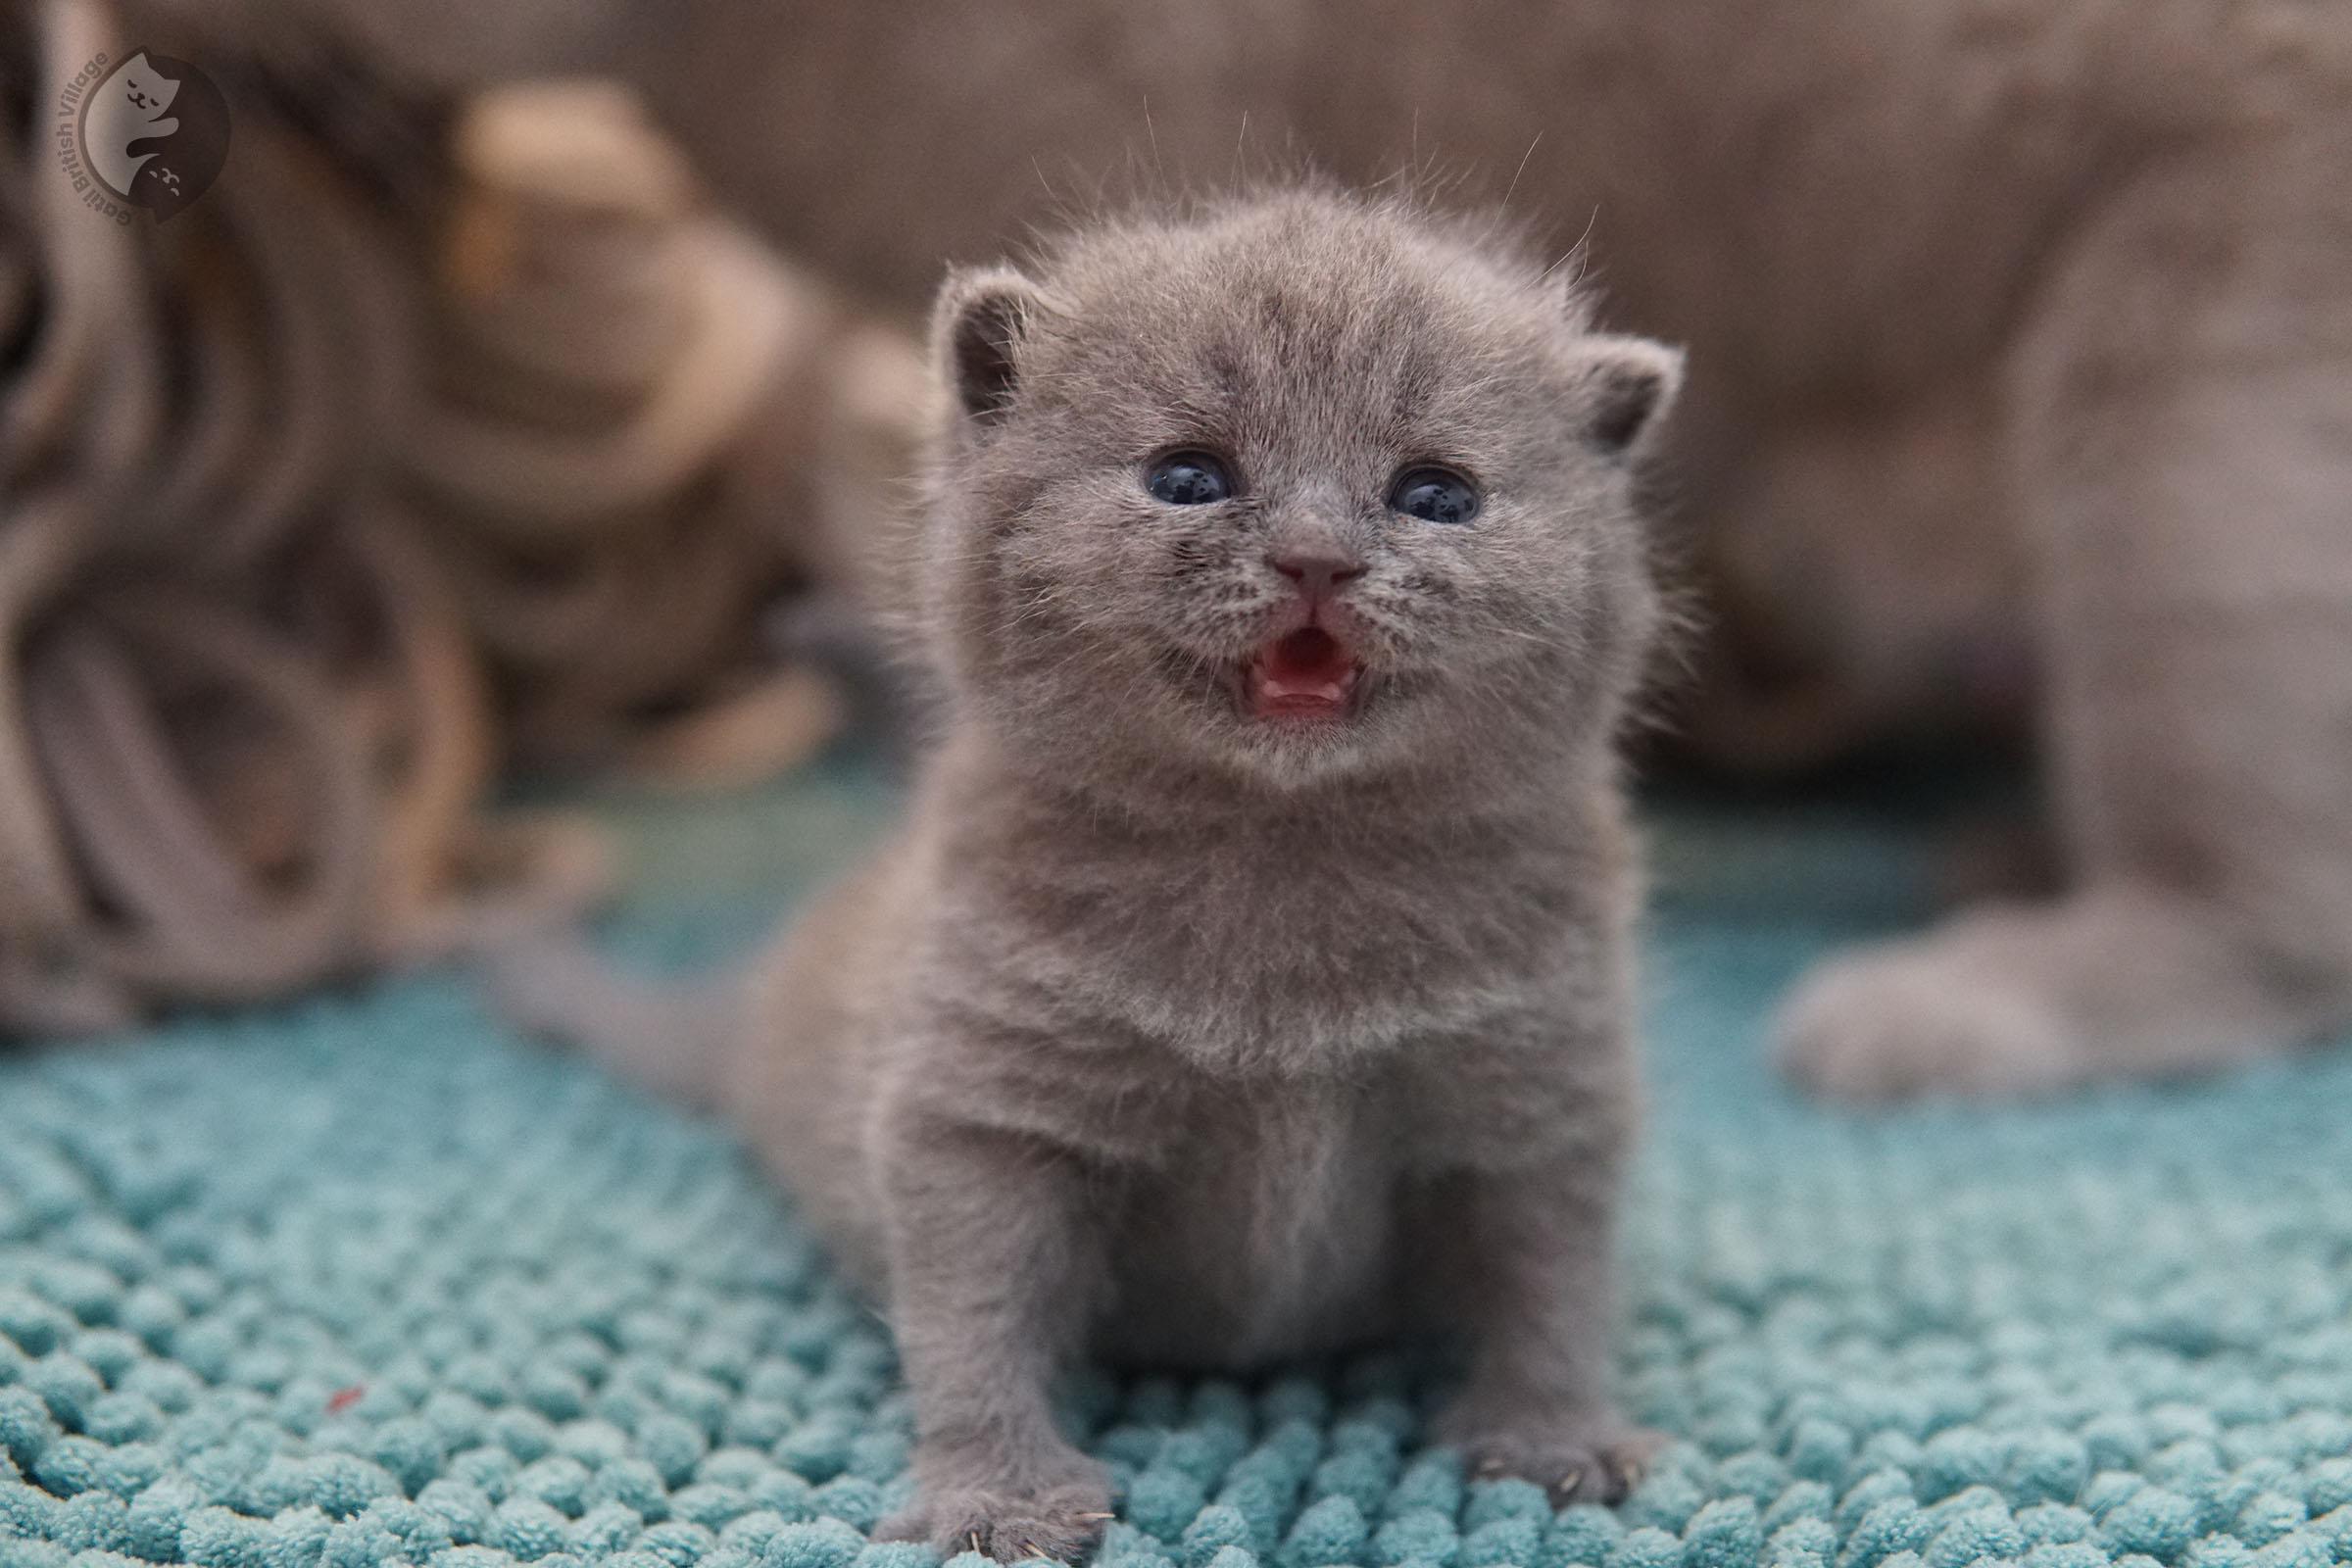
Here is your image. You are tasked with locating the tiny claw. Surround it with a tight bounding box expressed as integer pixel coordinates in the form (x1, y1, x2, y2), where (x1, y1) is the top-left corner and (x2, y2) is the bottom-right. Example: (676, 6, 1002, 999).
(1477, 1456, 1506, 1476)
(1608, 1452, 1644, 1493)
(1558, 1465, 1585, 1495)
(970, 1533, 983, 1553)
(1076, 1513, 1116, 1522)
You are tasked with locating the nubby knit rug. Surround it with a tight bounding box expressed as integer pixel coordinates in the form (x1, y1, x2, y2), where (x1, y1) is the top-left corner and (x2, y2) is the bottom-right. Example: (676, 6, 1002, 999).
(3, 765, 2350, 1568)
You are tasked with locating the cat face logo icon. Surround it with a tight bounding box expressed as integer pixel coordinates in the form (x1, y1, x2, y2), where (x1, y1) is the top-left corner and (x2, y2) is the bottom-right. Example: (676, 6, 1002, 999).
(72, 49, 229, 220)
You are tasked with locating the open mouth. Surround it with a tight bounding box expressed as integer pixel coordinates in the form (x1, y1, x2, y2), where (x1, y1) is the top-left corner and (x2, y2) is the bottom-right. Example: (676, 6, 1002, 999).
(1244, 626, 1364, 722)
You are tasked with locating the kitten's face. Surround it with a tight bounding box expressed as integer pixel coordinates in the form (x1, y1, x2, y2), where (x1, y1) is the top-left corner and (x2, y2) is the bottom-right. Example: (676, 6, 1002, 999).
(924, 196, 1680, 789)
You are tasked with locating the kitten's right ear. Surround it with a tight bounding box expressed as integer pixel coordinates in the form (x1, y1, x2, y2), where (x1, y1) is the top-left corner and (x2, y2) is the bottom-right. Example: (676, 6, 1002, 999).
(932, 266, 1046, 428)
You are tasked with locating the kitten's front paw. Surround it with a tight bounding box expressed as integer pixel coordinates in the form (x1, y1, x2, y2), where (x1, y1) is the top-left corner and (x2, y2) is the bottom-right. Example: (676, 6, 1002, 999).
(1773, 936, 2082, 1102)
(875, 1471, 1112, 1563)
(1437, 1415, 1665, 1505)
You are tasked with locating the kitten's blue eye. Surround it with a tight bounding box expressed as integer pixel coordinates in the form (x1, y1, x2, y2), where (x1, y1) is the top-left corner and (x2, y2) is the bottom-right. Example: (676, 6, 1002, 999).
(1389, 466, 1480, 525)
(1145, 452, 1234, 505)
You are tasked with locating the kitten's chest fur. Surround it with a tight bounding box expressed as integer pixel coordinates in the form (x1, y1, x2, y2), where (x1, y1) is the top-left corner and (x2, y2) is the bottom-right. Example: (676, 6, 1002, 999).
(1091, 1073, 1416, 1369)
(950, 766, 1612, 1076)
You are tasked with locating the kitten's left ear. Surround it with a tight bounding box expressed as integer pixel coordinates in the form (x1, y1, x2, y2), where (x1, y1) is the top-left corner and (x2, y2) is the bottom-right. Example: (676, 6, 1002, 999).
(932, 265, 1048, 429)
(1573, 335, 1685, 460)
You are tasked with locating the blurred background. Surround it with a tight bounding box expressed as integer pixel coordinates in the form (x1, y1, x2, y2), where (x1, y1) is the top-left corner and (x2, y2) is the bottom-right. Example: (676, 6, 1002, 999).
(0, 0, 2053, 1038)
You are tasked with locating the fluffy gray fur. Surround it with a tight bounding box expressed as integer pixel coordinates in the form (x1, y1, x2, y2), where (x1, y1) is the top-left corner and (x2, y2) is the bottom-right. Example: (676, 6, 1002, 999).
(666, 190, 1683, 1560)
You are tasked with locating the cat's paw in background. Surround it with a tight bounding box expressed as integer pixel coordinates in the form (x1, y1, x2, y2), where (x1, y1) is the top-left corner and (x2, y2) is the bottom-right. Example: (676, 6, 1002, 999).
(1772, 931, 2086, 1101)
(1774, 887, 2335, 1102)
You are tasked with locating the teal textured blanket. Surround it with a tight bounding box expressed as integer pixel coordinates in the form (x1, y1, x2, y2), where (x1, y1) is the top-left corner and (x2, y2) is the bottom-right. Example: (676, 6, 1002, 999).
(4, 761, 2350, 1568)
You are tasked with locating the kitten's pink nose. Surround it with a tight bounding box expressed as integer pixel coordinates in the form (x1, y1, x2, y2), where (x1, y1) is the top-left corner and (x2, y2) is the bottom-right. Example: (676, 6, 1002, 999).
(1267, 550, 1367, 600)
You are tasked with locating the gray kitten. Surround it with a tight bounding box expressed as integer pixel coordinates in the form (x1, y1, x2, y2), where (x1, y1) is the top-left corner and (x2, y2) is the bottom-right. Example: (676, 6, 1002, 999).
(540, 189, 1684, 1561)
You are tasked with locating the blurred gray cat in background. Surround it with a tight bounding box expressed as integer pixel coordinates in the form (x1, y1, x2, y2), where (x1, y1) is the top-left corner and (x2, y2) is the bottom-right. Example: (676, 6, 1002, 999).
(319, 0, 2352, 1101)
(633, 0, 2352, 1101)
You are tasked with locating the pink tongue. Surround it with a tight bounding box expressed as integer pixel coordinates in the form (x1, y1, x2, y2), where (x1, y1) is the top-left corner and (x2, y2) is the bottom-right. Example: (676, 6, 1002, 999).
(1259, 627, 1353, 701)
